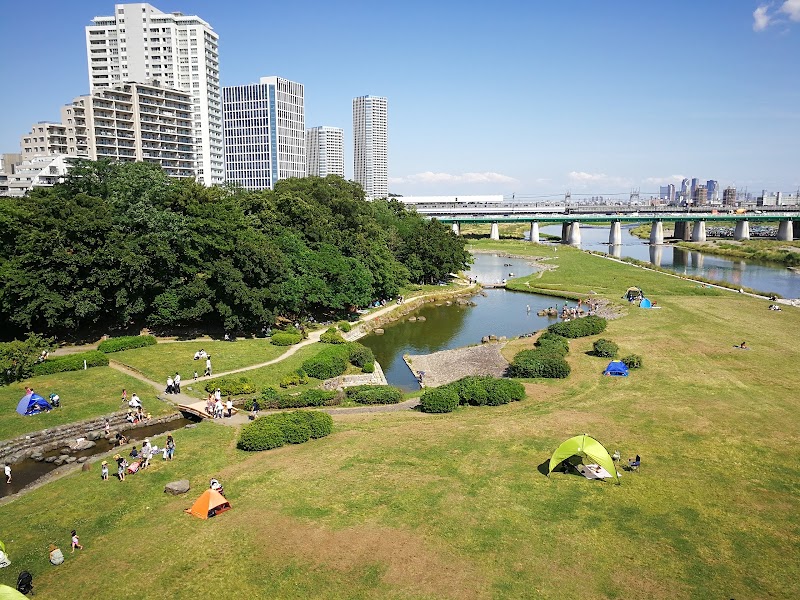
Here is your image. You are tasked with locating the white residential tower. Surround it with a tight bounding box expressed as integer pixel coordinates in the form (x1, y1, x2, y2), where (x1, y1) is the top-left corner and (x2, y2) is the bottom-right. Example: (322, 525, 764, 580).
(85, 3, 223, 184)
(352, 95, 388, 199)
(306, 126, 344, 178)
(222, 76, 305, 190)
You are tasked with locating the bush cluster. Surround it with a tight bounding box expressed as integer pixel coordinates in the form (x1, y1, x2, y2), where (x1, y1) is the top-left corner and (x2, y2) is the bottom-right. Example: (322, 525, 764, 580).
(345, 385, 403, 405)
(347, 343, 375, 368)
(547, 315, 607, 339)
(419, 387, 460, 413)
(203, 376, 256, 396)
(444, 376, 526, 406)
(237, 410, 333, 451)
(279, 370, 308, 388)
(302, 345, 349, 379)
(97, 335, 157, 353)
(361, 362, 375, 373)
(320, 327, 346, 344)
(593, 338, 619, 358)
(270, 332, 302, 346)
(337, 321, 352, 333)
(534, 332, 570, 357)
(32, 351, 109, 376)
(508, 349, 571, 379)
(622, 354, 643, 369)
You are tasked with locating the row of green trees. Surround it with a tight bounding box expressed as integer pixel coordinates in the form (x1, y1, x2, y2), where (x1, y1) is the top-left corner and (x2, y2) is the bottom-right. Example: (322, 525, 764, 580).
(0, 161, 469, 338)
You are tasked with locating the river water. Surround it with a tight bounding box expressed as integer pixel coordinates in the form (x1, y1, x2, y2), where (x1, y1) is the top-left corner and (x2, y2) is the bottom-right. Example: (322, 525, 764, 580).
(538, 224, 800, 298)
(363, 254, 561, 390)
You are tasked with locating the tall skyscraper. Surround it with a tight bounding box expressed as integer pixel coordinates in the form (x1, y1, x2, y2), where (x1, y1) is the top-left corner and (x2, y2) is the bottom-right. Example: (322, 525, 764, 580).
(306, 126, 344, 178)
(723, 186, 737, 206)
(222, 76, 305, 190)
(85, 3, 223, 185)
(706, 180, 719, 203)
(353, 95, 388, 199)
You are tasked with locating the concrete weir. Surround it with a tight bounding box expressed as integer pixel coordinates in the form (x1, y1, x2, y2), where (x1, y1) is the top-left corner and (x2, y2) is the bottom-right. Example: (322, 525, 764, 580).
(529, 221, 540, 243)
(649, 220, 664, 245)
(691, 220, 707, 242)
(609, 221, 622, 245)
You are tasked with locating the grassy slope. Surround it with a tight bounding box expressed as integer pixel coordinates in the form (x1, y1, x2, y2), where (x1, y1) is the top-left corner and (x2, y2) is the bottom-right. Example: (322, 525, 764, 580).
(110, 338, 289, 382)
(1, 243, 799, 599)
(0, 367, 175, 440)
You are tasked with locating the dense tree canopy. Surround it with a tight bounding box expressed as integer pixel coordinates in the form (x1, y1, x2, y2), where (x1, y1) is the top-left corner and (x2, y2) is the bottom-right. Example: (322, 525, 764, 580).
(0, 161, 469, 338)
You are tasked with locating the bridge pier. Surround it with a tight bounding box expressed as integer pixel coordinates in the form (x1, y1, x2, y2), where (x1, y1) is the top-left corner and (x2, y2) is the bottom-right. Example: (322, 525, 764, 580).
(529, 221, 540, 243)
(561, 222, 570, 244)
(609, 221, 622, 245)
(734, 220, 750, 241)
(777, 220, 794, 242)
(676, 221, 692, 240)
(691, 220, 706, 242)
(649, 220, 664, 245)
(649, 244, 663, 267)
(490, 222, 500, 241)
(451, 222, 460, 236)
(568, 222, 581, 245)
(794, 221, 800, 239)
(673, 221, 684, 239)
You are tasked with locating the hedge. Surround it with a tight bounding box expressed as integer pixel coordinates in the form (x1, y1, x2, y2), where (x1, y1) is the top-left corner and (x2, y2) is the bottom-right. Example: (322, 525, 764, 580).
(419, 387, 460, 413)
(362, 362, 375, 373)
(279, 371, 308, 388)
(593, 339, 619, 358)
(508, 349, 571, 379)
(622, 354, 643, 369)
(346, 385, 403, 405)
(535, 332, 570, 356)
(203, 376, 256, 396)
(237, 410, 332, 451)
(271, 332, 302, 346)
(98, 335, 157, 353)
(302, 345, 349, 379)
(320, 327, 346, 344)
(547, 315, 607, 339)
(337, 321, 352, 333)
(444, 376, 526, 406)
(32, 351, 109, 376)
(348, 343, 374, 368)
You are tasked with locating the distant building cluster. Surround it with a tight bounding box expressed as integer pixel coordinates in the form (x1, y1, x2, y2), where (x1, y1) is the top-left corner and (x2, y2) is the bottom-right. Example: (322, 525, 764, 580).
(0, 2, 389, 199)
(656, 177, 799, 209)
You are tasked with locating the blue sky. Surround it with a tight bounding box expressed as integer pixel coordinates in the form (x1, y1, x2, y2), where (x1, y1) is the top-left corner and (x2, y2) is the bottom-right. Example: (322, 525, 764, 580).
(1, 0, 798, 198)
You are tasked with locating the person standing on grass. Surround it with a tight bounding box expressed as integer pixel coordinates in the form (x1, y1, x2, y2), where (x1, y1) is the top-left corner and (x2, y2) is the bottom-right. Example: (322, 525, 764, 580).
(101, 461, 109, 481)
(121, 388, 127, 405)
(4, 464, 10, 484)
(174, 372, 181, 394)
(205, 356, 212, 377)
(70, 530, 83, 553)
(166, 435, 175, 460)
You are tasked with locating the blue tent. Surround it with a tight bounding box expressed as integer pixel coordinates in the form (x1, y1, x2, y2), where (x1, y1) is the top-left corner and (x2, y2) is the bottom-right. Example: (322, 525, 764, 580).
(640, 298, 652, 308)
(603, 361, 629, 377)
(15, 393, 52, 415)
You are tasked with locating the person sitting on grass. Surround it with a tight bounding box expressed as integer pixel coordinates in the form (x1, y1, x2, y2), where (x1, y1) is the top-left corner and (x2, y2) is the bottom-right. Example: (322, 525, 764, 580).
(129, 446, 139, 459)
(739, 341, 748, 349)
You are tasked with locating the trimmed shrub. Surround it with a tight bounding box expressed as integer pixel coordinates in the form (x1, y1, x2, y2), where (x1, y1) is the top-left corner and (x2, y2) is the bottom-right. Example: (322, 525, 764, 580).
(362, 362, 375, 373)
(444, 376, 526, 406)
(320, 327, 346, 344)
(32, 351, 109, 376)
(547, 315, 607, 339)
(279, 371, 308, 388)
(271, 332, 302, 346)
(348, 385, 403, 405)
(203, 376, 256, 396)
(535, 333, 569, 356)
(271, 412, 312, 444)
(243, 387, 279, 410)
(97, 335, 157, 353)
(305, 411, 334, 439)
(622, 354, 643, 369)
(302, 346, 349, 379)
(337, 321, 352, 333)
(593, 339, 619, 358)
(508, 350, 571, 379)
(419, 387, 460, 413)
(347, 342, 374, 368)
(237, 419, 287, 451)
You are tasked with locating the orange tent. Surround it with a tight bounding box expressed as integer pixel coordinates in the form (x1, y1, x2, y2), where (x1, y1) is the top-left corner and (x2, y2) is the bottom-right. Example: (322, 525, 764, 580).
(185, 488, 231, 519)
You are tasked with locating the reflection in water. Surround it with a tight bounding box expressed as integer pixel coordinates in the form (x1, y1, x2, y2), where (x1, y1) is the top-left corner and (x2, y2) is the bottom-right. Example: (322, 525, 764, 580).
(649, 245, 663, 267)
(608, 244, 622, 258)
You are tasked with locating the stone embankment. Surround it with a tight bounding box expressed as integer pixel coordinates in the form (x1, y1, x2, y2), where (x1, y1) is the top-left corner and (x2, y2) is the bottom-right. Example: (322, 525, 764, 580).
(0, 409, 182, 465)
(404, 343, 510, 388)
(321, 361, 388, 391)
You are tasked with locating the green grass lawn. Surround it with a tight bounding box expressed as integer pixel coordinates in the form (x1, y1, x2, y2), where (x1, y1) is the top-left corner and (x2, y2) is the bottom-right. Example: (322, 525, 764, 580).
(0, 367, 176, 441)
(1, 244, 799, 599)
(111, 338, 288, 382)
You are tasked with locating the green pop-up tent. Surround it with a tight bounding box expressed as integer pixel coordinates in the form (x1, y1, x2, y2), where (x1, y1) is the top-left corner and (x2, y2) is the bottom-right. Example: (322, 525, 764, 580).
(548, 434, 620, 484)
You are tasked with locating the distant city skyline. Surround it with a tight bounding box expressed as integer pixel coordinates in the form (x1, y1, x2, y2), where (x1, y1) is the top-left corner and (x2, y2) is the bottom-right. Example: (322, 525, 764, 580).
(0, 1, 798, 196)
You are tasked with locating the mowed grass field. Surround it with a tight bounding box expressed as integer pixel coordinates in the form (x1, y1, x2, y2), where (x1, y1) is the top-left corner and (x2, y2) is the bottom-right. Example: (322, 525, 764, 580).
(0, 367, 175, 440)
(1, 243, 799, 599)
(111, 338, 289, 383)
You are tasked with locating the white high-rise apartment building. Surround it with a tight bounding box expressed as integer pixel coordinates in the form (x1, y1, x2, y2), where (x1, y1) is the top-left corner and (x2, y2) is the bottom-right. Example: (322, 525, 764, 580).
(85, 3, 223, 185)
(352, 95, 388, 199)
(306, 126, 344, 178)
(222, 76, 305, 190)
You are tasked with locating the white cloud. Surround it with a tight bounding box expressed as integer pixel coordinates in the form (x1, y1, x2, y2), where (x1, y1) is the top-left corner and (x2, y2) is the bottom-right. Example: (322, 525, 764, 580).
(781, 0, 800, 20)
(753, 5, 772, 31)
(391, 171, 518, 185)
(644, 175, 686, 186)
(567, 171, 632, 188)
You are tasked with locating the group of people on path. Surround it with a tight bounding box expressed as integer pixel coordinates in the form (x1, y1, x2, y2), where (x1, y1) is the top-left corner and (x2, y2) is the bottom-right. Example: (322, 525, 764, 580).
(165, 373, 182, 395)
(206, 388, 233, 418)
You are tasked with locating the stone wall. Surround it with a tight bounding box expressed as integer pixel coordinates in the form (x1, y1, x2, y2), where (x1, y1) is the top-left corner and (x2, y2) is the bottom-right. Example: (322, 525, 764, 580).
(321, 361, 388, 391)
(0, 409, 182, 465)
